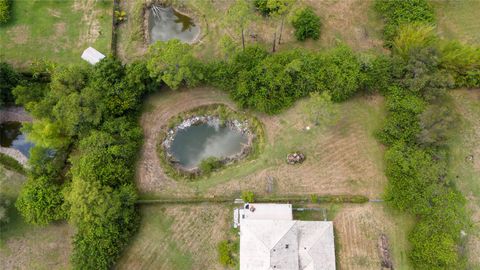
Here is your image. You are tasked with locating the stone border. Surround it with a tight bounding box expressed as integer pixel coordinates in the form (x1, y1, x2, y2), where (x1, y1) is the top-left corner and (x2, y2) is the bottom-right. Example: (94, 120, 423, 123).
(162, 115, 254, 174)
(0, 106, 32, 167)
(156, 104, 265, 180)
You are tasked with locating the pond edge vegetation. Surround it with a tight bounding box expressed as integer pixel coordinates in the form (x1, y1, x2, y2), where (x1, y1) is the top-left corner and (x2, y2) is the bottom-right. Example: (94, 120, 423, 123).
(156, 104, 265, 180)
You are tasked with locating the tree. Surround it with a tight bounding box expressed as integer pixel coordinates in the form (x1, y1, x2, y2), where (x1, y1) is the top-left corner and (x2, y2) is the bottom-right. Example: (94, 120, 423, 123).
(225, 0, 253, 50)
(291, 7, 321, 41)
(241, 191, 255, 202)
(267, 0, 294, 46)
(147, 40, 202, 90)
(303, 91, 337, 126)
(392, 24, 437, 60)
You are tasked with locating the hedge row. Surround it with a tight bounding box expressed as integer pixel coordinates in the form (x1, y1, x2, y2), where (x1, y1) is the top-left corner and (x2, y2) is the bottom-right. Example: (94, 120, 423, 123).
(375, 1, 472, 268)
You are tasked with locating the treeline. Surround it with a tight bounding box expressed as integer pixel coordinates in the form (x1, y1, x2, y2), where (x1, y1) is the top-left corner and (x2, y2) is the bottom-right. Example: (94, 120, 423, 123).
(375, 0, 478, 269)
(12, 58, 156, 269)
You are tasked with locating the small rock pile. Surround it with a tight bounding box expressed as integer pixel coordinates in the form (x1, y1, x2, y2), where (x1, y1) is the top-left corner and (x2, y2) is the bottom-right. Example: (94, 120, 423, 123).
(286, 152, 305, 165)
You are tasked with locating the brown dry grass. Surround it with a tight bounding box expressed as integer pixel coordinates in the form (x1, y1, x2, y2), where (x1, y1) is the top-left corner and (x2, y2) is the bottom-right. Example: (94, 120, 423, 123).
(116, 204, 230, 270)
(137, 88, 387, 199)
(450, 89, 480, 267)
(334, 203, 413, 270)
(7, 25, 30, 45)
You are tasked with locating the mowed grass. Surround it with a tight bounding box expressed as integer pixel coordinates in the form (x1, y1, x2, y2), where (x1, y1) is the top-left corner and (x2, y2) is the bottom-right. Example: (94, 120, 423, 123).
(0, 0, 112, 69)
(431, 0, 480, 44)
(116, 204, 231, 270)
(0, 165, 72, 269)
(450, 89, 480, 268)
(191, 95, 387, 198)
(334, 203, 414, 270)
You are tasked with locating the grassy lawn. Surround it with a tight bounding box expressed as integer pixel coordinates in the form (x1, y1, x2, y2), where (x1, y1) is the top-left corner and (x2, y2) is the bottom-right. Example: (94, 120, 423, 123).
(116, 204, 231, 270)
(0, 0, 112, 69)
(450, 89, 480, 268)
(117, 0, 384, 62)
(0, 165, 72, 269)
(431, 0, 480, 44)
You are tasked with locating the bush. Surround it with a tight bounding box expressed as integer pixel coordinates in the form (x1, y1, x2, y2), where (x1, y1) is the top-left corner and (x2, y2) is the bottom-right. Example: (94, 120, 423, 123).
(392, 24, 437, 59)
(291, 7, 321, 41)
(241, 191, 255, 203)
(316, 45, 363, 102)
(379, 86, 426, 145)
(0, 0, 11, 24)
(0, 153, 25, 174)
(375, 0, 435, 45)
(218, 240, 239, 267)
(199, 157, 223, 174)
(15, 176, 65, 225)
(0, 62, 20, 107)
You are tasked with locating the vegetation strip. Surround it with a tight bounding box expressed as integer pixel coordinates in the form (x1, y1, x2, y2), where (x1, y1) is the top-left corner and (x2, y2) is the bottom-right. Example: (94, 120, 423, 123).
(137, 194, 369, 204)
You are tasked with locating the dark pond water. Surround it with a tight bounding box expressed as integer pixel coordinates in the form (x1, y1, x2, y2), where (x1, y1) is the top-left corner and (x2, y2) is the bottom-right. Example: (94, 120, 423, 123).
(149, 5, 200, 44)
(169, 123, 248, 169)
(0, 121, 34, 157)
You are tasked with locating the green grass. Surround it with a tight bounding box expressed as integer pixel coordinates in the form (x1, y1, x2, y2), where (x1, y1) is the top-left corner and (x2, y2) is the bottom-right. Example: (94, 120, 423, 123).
(116, 205, 196, 269)
(0, 0, 112, 69)
(188, 95, 386, 193)
(431, 0, 480, 44)
(449, 90, 480, 269)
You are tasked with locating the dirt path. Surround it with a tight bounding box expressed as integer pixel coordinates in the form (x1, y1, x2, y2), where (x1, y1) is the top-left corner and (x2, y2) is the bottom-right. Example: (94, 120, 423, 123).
(136, 87, 235, 195)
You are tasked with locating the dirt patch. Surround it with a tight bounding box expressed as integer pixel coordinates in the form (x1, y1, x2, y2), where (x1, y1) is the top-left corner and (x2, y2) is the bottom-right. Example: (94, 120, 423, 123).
(54, 22, 67, 38)
(7, 25, 30, 45)
(74, 0, 102, 45)
(48, 8, 62, 18)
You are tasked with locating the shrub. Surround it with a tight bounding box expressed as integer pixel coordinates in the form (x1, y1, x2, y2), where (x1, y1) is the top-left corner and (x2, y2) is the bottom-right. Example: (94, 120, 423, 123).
(375, 0, 435, 45)
(0, 0, 10, 24)
(218, 240, 239, 267)
(241, 191, 255, 203)
(15, 176, 65, 225)
(291, 7, 321, 41)
(0, 153, 25, 174)
(392, 24, 437, 59)
(379, 86, 426, 145)
(316, 45, 363, 102)
(0, 62, 20, 107)
(199, 157, 223, 174)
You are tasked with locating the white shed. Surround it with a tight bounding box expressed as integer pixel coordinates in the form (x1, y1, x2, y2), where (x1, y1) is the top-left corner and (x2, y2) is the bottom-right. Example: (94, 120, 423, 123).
(81, 47, 106, 65)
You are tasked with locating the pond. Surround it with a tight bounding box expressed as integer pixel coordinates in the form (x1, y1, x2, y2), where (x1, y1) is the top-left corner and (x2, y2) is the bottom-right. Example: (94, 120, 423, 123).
(148, 5, 200, 44)
(0, 121, 34, 157)
(169, 123, 248, 169)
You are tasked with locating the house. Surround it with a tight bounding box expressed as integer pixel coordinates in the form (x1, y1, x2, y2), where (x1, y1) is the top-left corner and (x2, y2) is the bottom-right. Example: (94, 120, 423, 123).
(81, 47, 105, 65)
(236, 203, 336, 270)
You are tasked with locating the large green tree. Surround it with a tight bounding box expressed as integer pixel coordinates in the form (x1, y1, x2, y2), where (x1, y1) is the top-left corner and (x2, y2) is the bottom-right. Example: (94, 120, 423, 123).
(147, 40, 202, 89)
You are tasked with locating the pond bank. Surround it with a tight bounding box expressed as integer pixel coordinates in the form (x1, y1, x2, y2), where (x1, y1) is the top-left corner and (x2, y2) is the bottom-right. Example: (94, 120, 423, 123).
(0, 107, 32, 166)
